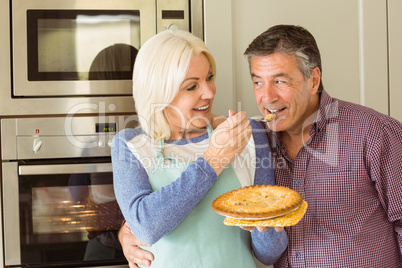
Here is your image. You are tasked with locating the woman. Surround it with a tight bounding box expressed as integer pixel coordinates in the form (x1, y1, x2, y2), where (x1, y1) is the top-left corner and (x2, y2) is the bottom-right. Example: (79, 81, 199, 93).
(112, 30, 287, 268)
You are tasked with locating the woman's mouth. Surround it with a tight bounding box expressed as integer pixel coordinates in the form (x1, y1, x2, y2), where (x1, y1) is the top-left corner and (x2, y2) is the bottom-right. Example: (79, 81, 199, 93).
(193, 104, 210, 111)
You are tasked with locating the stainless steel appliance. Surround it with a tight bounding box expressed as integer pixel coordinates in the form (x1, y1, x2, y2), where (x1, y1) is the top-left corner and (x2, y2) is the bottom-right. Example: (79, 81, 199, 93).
(0, 0, 203, 116)
(1, 115, 138, 268)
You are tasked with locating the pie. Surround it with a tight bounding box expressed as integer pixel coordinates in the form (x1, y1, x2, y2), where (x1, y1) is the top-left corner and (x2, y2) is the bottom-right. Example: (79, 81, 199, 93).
(223, 200, 308, 227)
(211, 185, 303, 219)
(265, 113, 277, 121)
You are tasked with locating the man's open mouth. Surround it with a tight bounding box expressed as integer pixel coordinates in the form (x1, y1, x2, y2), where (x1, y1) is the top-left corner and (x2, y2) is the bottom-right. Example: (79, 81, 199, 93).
(267, 107, 285, 114)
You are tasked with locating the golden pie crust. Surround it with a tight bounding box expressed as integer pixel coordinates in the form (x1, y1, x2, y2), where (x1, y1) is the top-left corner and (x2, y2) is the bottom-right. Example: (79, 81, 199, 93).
(211, 185, 303, 219)
(223, 200, 308, 227)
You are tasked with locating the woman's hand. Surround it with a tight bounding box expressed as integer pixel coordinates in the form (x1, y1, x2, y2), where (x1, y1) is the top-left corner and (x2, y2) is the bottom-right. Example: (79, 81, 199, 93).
(203, 110, 252, 176)
(118, 222, 154, 267)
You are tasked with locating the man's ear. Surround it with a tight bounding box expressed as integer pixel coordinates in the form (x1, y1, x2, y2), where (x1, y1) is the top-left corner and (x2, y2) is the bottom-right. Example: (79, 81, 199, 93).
(310, 67, 321, 95)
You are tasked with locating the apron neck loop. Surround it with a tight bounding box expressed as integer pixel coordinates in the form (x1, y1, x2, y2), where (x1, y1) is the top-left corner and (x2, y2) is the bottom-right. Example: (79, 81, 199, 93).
(156, 139, 164, 159)
(206, 124, 213, 137)
(156, 125, 212, 160)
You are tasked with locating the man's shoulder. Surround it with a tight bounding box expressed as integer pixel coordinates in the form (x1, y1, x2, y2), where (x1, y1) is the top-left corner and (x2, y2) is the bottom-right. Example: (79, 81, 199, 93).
(337, 98, 400, 127)
(322, 91, 400, 128)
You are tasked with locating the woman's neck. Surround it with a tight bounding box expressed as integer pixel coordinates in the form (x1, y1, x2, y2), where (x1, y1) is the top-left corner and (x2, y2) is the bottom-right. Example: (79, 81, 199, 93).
(169, 127, 208, 140)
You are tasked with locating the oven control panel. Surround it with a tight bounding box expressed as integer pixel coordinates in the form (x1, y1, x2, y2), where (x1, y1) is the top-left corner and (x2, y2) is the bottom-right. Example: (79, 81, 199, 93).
(1, 115, 138, 160)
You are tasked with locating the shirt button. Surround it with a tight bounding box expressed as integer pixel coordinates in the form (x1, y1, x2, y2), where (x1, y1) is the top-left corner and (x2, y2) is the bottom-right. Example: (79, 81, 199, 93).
(296, 252, 301, 258)
(296, 180, 301, 185)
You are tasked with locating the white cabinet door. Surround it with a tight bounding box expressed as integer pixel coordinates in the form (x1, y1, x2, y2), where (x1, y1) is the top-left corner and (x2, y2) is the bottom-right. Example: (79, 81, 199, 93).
(388, 0, 402, 122)
(205, 0, 389, 117)
(204, 0, 236, 116)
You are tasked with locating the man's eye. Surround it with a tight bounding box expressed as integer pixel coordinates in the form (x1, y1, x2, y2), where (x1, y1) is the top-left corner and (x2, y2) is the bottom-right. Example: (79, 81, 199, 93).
(254, 81, 262, 86)
(276, 80, 285, 84)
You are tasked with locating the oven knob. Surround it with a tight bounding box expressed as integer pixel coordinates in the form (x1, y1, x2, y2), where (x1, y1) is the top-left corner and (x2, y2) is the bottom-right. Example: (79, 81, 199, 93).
(108, 140, 113, 147)
(33, 138, 43, 153)
(98, 140, 105, 147)
(168, 24, 180, 31)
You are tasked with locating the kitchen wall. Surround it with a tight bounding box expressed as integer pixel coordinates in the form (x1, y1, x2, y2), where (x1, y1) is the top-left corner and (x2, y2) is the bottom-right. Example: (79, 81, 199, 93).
(205, 0, 401, 123)
(388, 0, 402, 121)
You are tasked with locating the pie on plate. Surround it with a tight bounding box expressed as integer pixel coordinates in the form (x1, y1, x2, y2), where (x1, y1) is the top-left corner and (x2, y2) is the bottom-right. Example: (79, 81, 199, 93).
(223, 200, 308, 227)
(211, 185, 307, 227)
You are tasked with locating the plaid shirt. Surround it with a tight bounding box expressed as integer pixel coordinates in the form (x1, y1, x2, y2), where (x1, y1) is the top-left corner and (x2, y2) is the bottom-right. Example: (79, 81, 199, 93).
(267, 90, 402, 268)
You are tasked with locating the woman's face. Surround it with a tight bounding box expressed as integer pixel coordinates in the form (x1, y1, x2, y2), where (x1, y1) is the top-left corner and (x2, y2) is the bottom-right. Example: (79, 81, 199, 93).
(165, 53, 216, 139)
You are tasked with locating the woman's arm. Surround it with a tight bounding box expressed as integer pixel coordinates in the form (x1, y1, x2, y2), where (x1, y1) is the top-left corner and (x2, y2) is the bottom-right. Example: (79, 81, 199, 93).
(113, 113, 251, 245)
(249, 120, 288, 264)
(112, 129, 218, 245)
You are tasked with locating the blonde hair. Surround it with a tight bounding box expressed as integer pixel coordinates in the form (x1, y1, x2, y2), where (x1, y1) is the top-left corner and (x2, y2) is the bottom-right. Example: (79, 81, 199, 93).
(132, 30, 216, 141)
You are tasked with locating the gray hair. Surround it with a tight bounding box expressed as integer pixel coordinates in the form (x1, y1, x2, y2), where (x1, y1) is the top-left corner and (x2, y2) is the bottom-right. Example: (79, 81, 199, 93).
(244, 25, 323, 93)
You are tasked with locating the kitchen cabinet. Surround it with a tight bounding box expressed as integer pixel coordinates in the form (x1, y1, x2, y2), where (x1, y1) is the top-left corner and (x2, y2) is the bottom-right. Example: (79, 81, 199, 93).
(205, 0, 400, 122)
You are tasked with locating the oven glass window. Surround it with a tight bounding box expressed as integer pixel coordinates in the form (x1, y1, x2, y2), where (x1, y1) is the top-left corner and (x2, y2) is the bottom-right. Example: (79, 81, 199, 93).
(27, 10, 140, 81)
(19, 168, 127, 266)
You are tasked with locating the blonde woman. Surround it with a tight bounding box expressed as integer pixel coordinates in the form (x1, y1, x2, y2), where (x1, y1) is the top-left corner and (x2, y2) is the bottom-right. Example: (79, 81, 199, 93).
(112, 30, 287, 268)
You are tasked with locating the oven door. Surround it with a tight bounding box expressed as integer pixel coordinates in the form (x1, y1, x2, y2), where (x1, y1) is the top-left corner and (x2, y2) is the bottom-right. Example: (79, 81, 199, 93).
(12, 0, 155, 97)
(2, 160, 127, 268)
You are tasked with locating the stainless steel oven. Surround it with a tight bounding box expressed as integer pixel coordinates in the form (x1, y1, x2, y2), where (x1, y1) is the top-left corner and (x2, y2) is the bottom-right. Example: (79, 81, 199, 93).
(0, 0, 203, 116)
(1, 115, 138, 268)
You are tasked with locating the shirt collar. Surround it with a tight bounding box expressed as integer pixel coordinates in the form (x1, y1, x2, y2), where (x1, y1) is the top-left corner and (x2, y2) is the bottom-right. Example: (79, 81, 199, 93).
(313, 89, 338, 135)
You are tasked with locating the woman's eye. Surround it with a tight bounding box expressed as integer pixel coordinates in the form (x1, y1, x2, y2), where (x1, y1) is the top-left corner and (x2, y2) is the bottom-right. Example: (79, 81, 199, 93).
(186, 85, 197, 91)
(207, 74, 214, 81)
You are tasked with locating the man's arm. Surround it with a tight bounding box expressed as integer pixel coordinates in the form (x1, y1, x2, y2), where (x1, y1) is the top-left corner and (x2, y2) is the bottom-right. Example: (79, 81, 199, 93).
(118, 222, 154, 267)
(368, 117, 402, 259)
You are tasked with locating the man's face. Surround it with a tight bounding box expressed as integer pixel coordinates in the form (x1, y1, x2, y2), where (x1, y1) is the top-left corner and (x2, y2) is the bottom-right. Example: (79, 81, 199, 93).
(250, 53, 320, 135)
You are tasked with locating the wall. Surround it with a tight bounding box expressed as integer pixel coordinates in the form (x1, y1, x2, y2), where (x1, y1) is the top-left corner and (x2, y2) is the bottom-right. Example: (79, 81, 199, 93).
(205, 0, 400, 122)
(388, 0, 402, 121)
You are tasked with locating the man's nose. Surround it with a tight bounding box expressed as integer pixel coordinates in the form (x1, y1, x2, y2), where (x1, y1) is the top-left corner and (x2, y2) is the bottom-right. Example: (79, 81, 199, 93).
(262, 84, 278, 103)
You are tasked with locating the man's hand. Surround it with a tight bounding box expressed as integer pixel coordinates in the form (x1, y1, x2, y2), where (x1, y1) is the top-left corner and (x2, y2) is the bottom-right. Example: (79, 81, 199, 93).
(118, 222, 154, 267)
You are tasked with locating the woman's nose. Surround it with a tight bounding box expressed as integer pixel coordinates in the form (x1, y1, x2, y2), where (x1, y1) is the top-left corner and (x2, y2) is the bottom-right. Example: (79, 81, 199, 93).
(201, 83, 216, 99)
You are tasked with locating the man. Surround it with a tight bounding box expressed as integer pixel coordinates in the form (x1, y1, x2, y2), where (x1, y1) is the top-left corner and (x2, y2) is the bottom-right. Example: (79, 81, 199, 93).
(119, 25, 402, 267)
(244, 24, 402, 267)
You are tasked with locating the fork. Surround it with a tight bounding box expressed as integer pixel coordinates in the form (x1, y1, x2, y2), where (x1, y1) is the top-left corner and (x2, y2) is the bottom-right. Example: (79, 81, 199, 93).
(250, 115, 277, 123)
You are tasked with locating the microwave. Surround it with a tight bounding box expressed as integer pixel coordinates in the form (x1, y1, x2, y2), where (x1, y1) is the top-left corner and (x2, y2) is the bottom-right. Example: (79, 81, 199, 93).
(0, 0, 203, 116)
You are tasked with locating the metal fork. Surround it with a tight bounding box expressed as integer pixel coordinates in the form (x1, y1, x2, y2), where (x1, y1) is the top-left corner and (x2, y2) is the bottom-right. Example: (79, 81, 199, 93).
(250, 115, 277, 123)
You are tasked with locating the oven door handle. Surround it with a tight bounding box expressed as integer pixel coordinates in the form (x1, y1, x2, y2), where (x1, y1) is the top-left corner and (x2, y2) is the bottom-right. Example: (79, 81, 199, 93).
(19, 163, 113, 175)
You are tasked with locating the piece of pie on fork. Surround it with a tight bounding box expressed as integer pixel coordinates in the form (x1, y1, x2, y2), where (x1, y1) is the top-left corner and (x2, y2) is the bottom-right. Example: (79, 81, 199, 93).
(265, 113, 277, 121)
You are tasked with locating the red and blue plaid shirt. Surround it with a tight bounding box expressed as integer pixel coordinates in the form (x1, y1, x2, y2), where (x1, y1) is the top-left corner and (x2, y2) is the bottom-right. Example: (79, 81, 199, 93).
(267, 90, 402, 267)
